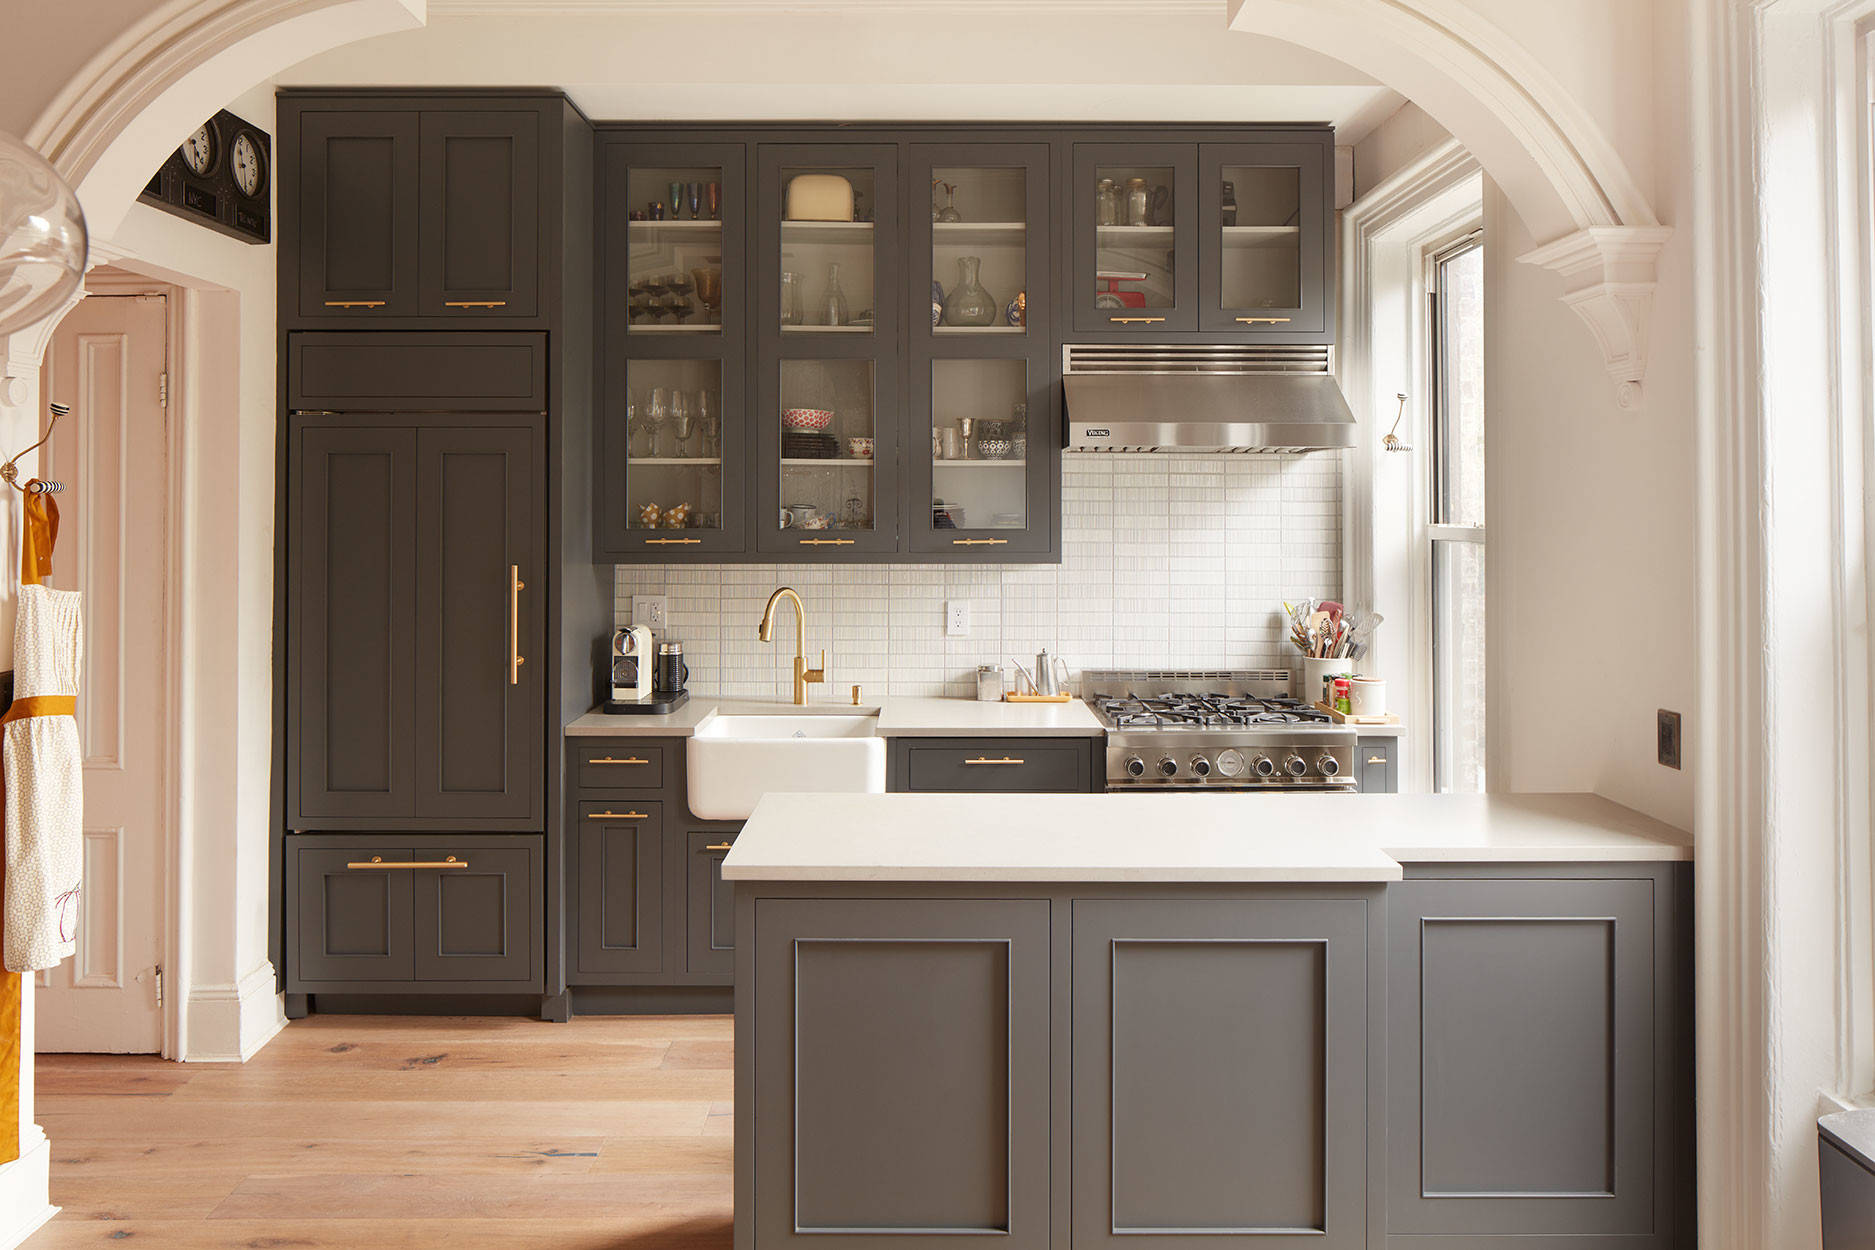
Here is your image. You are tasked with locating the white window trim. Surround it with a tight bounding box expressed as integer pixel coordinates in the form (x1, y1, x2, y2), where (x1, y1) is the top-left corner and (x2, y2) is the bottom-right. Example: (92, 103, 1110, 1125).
(1340, 140, 1483, 793)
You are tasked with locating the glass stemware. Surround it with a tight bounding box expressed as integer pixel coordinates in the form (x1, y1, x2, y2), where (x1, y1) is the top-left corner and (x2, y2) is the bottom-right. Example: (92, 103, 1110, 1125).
(672, 391, 696, 457)
(647, 387, 671, 458)
(699, 391, 720, 457)
(667, 180, 685, 220)
(687, 181, 702, 220)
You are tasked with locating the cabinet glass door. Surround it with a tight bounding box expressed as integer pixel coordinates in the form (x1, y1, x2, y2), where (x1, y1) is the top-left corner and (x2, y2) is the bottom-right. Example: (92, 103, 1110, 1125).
(760, 358, 897, 555)
(1071, 143, 1198, 333)
(1201, 142, 1329, 335)
(913, 145, 1049, 342)
(767, 150, 894, 338)
(914, 356, 1052, 555)
(601, 141, 747, 559)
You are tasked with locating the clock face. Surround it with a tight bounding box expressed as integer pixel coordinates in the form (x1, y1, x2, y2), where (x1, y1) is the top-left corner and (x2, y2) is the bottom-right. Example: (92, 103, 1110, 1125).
(230, 132, 264, 199)
(181, 123, 216, 176)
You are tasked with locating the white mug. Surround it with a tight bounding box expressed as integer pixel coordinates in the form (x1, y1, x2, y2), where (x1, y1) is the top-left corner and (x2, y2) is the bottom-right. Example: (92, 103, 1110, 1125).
(1347, 676, 1387, 717)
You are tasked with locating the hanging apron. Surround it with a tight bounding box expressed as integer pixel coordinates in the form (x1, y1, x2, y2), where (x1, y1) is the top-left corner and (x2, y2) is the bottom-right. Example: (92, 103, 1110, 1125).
(0, 486, 82, 1165)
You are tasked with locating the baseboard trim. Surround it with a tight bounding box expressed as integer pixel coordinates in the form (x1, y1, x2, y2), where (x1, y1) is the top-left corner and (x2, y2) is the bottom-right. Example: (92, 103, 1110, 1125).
(0, 1130, 57, 1250)
(184, 961, 286, 1062)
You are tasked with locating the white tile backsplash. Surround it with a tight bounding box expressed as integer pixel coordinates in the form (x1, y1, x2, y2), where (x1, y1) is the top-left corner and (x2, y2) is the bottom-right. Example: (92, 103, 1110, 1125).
(614, 453, 1341, 698)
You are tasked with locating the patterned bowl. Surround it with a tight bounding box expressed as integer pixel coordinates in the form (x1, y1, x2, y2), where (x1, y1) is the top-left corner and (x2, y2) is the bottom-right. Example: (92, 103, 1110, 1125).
(978, 438, 1013, 460)
(847, 437, 875, 460)
(783, 407, 835, 431)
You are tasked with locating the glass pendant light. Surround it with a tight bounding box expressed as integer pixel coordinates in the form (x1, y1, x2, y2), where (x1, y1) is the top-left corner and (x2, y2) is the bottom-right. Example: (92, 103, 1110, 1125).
(0, 131, 87, 337)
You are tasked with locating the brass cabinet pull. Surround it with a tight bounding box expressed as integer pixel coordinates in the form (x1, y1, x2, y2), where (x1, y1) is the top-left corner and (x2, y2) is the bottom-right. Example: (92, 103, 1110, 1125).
(646, 537, 703, 545)
(509, 565, 526, 685)
(589, 757, 650, 766)
(445, 300, 508, 309)
(588, 811, 650, 820)
(1367, 756, 1388, 765)
(1235, 316, 1293, 325)
(951, 538, 1009, 547)
(346, 856, 468, 870)
(799, 538, 856, 546)
(965, 757, 1025, 766)
(1109, 316, 1166, 324)
(704, 842, 734, 852)
(323, 300, 386, 308)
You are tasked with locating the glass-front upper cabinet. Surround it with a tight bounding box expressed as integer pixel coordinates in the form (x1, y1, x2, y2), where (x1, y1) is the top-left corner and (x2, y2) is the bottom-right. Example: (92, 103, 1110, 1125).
(599, 141, 747, 558)
(757, 145, 900, 555)
(1071, 143, 1198, 334)
(911, 144, 1050, 343)
(912, 355, 1053, 556)
(1200, 141, 1330, 336)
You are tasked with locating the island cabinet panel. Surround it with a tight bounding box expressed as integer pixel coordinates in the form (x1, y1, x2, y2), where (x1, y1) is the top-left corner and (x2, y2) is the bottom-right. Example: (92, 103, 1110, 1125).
(1388, 877, 1665, 1244)
(1071, 899, 1373, 1250)
(751, 899, 1051, 1250)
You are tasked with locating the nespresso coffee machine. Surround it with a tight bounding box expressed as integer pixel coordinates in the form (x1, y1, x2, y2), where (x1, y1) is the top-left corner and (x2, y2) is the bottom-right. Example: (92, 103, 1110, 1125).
(604, 626, 690, 714)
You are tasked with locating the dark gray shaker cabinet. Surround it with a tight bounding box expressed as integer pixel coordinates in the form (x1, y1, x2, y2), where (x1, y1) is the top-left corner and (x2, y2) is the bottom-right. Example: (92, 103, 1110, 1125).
(418, 109, 541, 317)
(686, 830, 738, 976)
(1072, 898, 1374, 1250)
(295, 109, 421, 318)
(750, 897, 1052, 1250)
(888, 735, 1098, 793)
(1820, 1121, 1875, 1250)
(1357, 736, 1397, 793)
(575, 800, 664, 975)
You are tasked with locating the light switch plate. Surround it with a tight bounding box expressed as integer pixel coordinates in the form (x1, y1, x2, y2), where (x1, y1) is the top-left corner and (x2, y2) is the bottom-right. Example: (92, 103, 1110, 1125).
(632, 595, 667, 630)
(1657, 709, 1682, 770)
(945, 601, 971, 637)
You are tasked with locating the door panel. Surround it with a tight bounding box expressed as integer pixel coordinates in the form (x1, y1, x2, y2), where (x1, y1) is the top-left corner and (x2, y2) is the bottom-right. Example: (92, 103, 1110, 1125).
(1200, 142, 1330, 336)
(292, 847, 414, 982)
(297, 110, 420, 317)
(413, 426, 543, 825)
(410, 844, 537, 981)
(684, 830, 736, 975)
(419, 110, 541, 316)
(291, 425, 418, 824)
(1071, 143, 1199, 334)
(575, 802, 664, 974)
(1072, 899, 1370, 1250)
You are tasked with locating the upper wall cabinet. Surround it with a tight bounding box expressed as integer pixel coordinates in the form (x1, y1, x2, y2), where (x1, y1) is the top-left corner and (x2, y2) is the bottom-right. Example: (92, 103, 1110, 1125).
(282, 93, 560, 329)
(1199, 142, 1330, 337)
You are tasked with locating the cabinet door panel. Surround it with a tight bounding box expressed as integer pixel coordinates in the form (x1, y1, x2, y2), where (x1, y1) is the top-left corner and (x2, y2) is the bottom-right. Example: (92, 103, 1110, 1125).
(752, 899, 1050, 1250)
(292, 846, 413, 983)
(1389, 878, 1657, 1239)
(1200, 142, 1330, 336)
(575, 802, 664, 974)
(1072, 899, 1370, 1250)
(685, 830, 737, 975)
(1071, 143, 1198, 334)
(290, 426, 418, 824)
(419, 110, 541, 316)
(410, 844, 537, 981)
(297, 111, 420, 317)
(413, 425, 543, 826)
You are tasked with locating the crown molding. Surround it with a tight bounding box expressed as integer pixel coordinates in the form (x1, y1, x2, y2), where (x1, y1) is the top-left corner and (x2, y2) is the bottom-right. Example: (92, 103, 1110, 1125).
(1518, 226, 1675, 411)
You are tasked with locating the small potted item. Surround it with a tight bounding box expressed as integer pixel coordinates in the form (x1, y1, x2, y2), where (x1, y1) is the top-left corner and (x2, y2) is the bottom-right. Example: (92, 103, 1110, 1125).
(663, 502, 692, 529)
(637, 502, 662, 529)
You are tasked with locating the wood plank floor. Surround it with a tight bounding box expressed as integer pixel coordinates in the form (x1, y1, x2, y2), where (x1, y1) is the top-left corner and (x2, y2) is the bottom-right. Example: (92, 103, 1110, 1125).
(28, 1015, 735, 1249)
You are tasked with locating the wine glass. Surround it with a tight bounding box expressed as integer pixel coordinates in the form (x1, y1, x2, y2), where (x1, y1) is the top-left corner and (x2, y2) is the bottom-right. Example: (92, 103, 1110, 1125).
(672, 390, 695, 458)
(687, 181, 702, 220)
(667, 180, 685, 220)
(647, 387, 671, 457)
(698, 391, 719, 457)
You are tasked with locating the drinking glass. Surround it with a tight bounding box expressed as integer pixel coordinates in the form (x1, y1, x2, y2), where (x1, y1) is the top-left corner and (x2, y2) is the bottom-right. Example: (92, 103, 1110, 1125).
(698, 391, 720, 456)
(667, 180, 685, 220)
(687, 181, 702, 220)
(647, 387, 671, 457)
(672, 391, 696, 457)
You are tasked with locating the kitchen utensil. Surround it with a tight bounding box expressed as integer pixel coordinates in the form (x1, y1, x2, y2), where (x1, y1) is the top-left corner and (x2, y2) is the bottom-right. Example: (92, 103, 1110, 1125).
(785, 173, 855, 221)
(783, 407, 835, 431)
(1034, 649, 1070, 696)
(1343, 610, 1384, 656)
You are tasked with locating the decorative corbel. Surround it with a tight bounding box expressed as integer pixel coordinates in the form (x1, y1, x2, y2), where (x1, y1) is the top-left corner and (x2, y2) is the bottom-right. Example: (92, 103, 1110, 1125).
(1519, 226, 1674, 411)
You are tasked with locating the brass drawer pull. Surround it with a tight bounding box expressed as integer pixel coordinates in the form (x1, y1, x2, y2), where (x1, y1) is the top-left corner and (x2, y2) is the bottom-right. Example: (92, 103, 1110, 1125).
(509, 565, 526, 686)
(588, 811, 650, 820)
(799, 538, 856, 546)
(952, 538, 1009, 547)
(646, 537, 703, 545)
(589, 757, 650, 766)
(346, 856, 468, 870)
(1367, 756, 1388, 765)
(1109, 316, 1166, 325)
(965, 757, 1025, 766)
(323, 300, 386, 309)
(445, 300, 508, 309)
(704, 842, 734, 852)
(1235, 316, 1293, 325)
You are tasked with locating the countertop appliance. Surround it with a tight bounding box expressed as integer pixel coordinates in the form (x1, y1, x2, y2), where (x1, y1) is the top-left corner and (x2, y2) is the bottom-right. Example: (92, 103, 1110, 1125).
(1083, 668, 1357, 791)
(606, 626, 690, 715)
(1062, 344, 1357, 453)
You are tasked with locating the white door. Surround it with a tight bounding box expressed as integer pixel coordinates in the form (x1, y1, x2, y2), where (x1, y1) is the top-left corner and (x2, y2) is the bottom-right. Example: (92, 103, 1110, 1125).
(33, 291, 169, 1054)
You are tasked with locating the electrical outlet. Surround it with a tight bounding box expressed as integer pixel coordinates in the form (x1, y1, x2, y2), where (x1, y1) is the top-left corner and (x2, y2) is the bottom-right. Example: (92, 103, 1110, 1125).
(632, 595, 667, 630)
(945, 601, 971, 637)
(1657, 709, 1682, 770)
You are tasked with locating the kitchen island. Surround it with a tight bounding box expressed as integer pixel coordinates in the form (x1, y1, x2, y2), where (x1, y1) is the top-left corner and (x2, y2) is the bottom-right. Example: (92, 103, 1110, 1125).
(726, 792, 1692, 1250)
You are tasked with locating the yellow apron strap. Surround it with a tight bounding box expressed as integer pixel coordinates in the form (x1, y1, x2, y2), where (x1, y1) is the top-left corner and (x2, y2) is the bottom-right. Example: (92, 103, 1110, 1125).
(19, 485, 57, 588)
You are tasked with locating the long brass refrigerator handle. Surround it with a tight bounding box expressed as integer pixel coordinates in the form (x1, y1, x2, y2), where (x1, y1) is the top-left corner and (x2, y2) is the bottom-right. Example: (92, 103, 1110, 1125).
(346, 856, 469, 870)
(510, 564, 526, 685)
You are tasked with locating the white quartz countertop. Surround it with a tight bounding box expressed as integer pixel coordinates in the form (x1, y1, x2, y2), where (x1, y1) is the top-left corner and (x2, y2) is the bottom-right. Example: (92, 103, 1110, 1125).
(567, 694, 1102, 737)
(1820, 1110, 1875, 1170)
(721, 791, 1691, 883)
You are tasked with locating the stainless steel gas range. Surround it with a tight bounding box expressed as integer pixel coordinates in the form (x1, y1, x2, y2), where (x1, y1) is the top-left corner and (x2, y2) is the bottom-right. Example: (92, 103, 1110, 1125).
(1083, 669, 1358, 792)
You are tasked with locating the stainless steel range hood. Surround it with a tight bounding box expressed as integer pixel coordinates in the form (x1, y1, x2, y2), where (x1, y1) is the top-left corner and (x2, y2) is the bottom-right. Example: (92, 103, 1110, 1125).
(1062, 344, 1357, 453)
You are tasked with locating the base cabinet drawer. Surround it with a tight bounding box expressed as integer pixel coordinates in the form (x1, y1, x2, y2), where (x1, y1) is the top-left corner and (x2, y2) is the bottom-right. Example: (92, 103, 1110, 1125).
(686, 830, 738, 976)
(892, 737, 1096, 793)
(288, 835, 541, 991)
(575, 740, 668, 791)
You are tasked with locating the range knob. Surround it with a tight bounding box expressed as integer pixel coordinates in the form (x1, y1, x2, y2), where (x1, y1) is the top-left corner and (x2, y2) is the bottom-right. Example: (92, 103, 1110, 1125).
(1317, 754, 1341, 778)
(1252, 755, 1277, 779)
(1189, 755, 1213, 778)
(1216, 749, 1247, 778)
(1158, 756, 1179, 778)
(1124, 756, 1147, 779)
(1284, 755, 1309, 778)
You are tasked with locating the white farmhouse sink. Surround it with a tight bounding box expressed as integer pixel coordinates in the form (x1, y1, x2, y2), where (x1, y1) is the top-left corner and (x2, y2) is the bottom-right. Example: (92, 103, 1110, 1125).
(687, 713, 886, 820)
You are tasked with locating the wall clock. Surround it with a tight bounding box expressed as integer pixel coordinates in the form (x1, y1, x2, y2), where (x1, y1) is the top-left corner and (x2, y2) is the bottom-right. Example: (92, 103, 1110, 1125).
(139, 109, 271, 245)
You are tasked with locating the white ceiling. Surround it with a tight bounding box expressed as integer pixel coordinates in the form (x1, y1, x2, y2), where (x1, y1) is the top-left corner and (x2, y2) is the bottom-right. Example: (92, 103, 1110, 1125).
(280, 3, 1405, 141)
